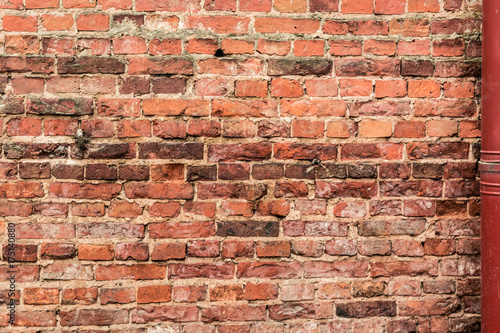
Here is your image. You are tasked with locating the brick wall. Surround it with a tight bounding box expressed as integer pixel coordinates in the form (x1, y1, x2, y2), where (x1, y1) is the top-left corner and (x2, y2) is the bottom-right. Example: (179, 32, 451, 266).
(0, 0, 481, 331)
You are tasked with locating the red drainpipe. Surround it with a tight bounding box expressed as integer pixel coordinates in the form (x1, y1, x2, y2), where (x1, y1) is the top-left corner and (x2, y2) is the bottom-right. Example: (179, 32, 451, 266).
(481, 0, 500, 331)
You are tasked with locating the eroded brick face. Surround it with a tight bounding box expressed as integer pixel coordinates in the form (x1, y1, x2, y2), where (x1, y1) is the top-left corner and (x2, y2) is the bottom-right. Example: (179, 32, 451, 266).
(0, 0, 480, 331)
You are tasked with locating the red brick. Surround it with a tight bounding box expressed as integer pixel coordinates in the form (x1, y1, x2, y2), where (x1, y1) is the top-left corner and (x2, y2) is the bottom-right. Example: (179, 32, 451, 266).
(151, 243, 186, 260)
(339, 79, 372, 97)
(173, 285, 207, 302)
(113, 37, 147, 54)
(222, 241, 254, 258)
(364, 39, 396, 56)
(392, 240, 424, 257)
(256, 241, 291, 257)
(78, 244, 114, 260)
(116, 243, 148, 260)
(100, 0, 132, 9)
(375, 80, 406, 97)
(201, 305, 266, 322)
(444, 81, 475, 98)
(389, 19, 430, 37)
(77, 38, 111, 55)
(62, 288, 98, 305)
(3, 16, 38, 32)
(271, 78, 303, 97)
(323, 21, 349, 35)
(427, 120, 458, 137)
(305, 79, 338, 97)
(47, 77, 79, 93)
(2, 244, 37, 262)
(77, 14, 109, 31)
(63, 0, 96, 7)
(222, 120, 256, 138)
(14, 311, 57, 327)
(41, 242, 76, 259)
(205, 0, 236, 10)
(187, 119, 221, 137)
(150, 221, 215, 238)
(210, 285, 244, 301)
(282, 99, 345, 117)
(294, 40, 324, 56)
(137, 285, 172, 303)
(460, 120, 481, 138)
(359, 120, 392, 138)
(342, 0, 373, 13)
(187, 240, 220, 257)
(235, 80, 268, 97)
(221, 39, 253, 54)
(71, 202, 105, 216)
(186, 38, 218, 54)
(42, 37, 76, 55)
(257, 39, 292, 55)
(245, 283, 278, 300)
(292, 120, 324, 138)
(61, 309, 129, 326)
(188, 16, 250, 33)
(240, 0, 271, 11)
(408, 80, 441, 97)
(5, 35, 39, 54)
(101, 287, 135, 304)
(149, 202, 181, 217)
(398, 39, 431, 55)
(375, 0, 405, 14)
(6, 118, 42, 136)
(408, 0, 440, 12)
(255, 17, 319, 34)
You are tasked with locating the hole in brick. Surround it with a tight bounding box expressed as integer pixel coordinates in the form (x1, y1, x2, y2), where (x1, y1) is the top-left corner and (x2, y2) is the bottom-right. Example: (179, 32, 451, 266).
(214, 48, 225, 57)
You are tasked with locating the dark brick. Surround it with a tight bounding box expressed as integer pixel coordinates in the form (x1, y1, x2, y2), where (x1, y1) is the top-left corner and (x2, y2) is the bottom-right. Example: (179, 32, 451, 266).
(268, 59, 333, 76)
(187, 165, 217, 181)
(86, 164, 118, 180)
(53, 164, 84, 180)
(348, 164, 377, 179)
(407, 142, 469, 160)
(412, 163, 444, 179)
(19, 162, 50, 179)
(218, 164, 250, 180)
(217, 221, 279, 237)
(208, 143, 272, 162)
(27, 98, 93, 116)
(0, 97, 24, 114)
(71, 143, 134, 159)
(316, 163, 347, 179)
(336, 59, 400, 77)
(310, 0, 339, 11)
(151, 164, 184, 181)
(380, 180, 442, 197)
(119, 76, 150, 94)
(401, 60, 434, 76)
(252, 163, 284, 180)
(285, 164, 315, 180)
(5, 143, 68, 159)
(274, 143, 337, 161)
(152, 77, 186, 94)
(119, 165, 149, 181)
(139, 143, 204, 160)
(336, 301, 397, 318)
(58, 57, 125, 74)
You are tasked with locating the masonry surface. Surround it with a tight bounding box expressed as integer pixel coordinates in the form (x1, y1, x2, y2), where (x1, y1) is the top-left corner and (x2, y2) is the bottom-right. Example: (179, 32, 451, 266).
(0, 0, 482, 331)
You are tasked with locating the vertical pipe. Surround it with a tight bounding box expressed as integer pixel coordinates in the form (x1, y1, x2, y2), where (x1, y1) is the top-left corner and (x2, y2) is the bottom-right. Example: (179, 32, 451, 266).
(481, 0, 500, 331)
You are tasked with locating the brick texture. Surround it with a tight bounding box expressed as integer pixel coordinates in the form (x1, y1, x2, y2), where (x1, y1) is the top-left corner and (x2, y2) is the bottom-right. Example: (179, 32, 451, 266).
(0, 0, 481, 331)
